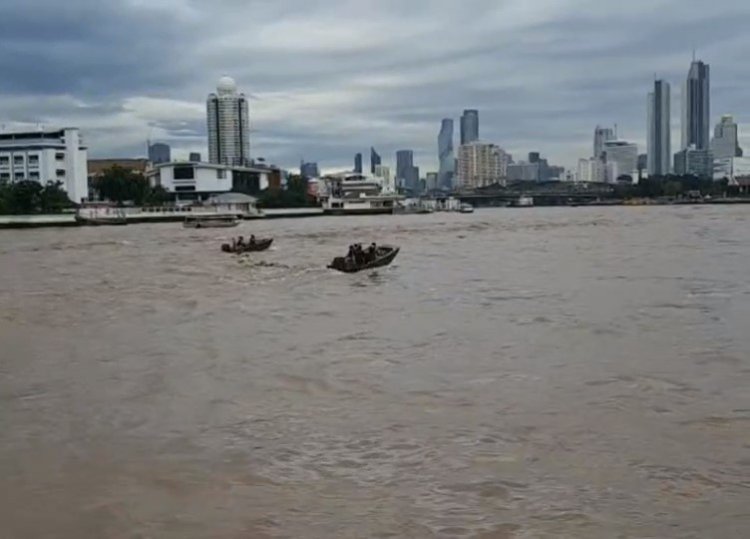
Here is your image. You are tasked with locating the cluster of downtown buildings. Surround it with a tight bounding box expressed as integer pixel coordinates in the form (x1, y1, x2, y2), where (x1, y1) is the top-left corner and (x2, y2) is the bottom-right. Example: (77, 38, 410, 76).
(309, 108, 565, 194)
(1, 57, 747, 205)
(318, 56, 746, 192)
(578, 57, 745, 184)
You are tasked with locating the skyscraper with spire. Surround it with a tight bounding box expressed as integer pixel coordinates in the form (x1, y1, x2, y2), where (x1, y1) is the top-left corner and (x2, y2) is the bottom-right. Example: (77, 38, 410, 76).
(681, 57, 710, 150)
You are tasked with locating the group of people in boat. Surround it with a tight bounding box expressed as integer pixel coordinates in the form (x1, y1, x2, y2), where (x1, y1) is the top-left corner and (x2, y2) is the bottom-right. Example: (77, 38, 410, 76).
(231, 235, 256, 249)
(346, 243, 379, 266)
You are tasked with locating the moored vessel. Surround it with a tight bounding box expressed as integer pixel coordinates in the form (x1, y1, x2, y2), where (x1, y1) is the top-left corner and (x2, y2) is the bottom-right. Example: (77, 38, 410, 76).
(183, 215, 239, 228)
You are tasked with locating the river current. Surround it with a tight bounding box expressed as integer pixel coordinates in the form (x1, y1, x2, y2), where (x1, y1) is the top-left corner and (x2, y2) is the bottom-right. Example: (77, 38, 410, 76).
(1, 206, 749, 538)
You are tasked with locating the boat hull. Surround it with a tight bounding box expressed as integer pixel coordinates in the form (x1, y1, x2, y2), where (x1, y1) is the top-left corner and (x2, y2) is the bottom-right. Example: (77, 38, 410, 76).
(323, 207, 394, 216)
(75, 216, 128, 226)
(221, 238, 273, 253)
(184, 219, 239, 228)
(328, 246, 400, 273)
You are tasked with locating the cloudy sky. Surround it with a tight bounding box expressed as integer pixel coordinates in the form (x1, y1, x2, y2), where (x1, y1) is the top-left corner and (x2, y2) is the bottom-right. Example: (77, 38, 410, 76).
(1, 0, 748, 173)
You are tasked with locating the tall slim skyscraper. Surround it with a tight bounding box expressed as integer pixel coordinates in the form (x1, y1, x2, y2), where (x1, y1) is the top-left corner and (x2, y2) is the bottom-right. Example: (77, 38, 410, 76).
(207, 76, 250, 166)
(682, 59, 710, 150)
(593, 126, 615, 159)
(437, 119, 455, 189)
(354, 153, 362, 173)
(460, 109, 479, 145)
(396, 150, 418, 191)
(647, 80, 671, 176)
(711, 115, 743, 159)
(370, 147, 381, 174)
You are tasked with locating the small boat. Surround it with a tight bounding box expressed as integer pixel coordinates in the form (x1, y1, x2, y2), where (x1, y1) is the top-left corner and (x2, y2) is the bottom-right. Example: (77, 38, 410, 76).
(459, 203, 474, 214)
(328, 245, 400, 273)
(75, 206, 128, 225)
(184, 215, 238, 228)
(221, 238, 273, 253)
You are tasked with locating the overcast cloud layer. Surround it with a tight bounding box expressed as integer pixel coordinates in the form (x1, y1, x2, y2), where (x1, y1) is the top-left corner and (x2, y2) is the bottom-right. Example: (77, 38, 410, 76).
(1, 0, 749, 172)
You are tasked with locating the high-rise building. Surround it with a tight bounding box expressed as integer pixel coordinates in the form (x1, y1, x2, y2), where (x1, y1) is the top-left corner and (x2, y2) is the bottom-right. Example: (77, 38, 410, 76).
(577, 158, 606, 183)
(507, 162, 540, 182)
(0, 127, 88, 202)
(426, 172, 439, 190)
(354, 153, 362, 173)
(370, 147, 381, 174)
(372, 164, 393, 193)
(437, 119, 455, 190)
(300, 161, 319, 179)
(674, 145, 713, 178)
(148, 142, 171, 164)
(396, 149, 414, 186)
(594, 126, 616, 159)
(457, 141, 507, 188)
(603, 140, 638, 181)
(460, 109, 479, 145)
(647, 80, 671, 176)
(711, 115, 743, 160)
(207, 76, 250, 166)
(682, 59, 710, 150)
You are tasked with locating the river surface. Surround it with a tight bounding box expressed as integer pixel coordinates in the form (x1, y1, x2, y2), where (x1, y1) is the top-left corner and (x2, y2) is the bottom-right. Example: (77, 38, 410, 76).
(1, 206, 749, 538)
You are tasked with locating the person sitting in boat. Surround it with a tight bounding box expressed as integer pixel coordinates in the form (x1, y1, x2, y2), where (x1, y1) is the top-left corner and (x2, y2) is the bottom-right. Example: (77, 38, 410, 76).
(249, 234, 256, 245)
(236, 236, 245, 248)
(366, 243, 377, 262)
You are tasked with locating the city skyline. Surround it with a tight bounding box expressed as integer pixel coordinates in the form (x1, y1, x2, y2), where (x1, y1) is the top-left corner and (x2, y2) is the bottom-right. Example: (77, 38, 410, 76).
(0, 0, 748, 173)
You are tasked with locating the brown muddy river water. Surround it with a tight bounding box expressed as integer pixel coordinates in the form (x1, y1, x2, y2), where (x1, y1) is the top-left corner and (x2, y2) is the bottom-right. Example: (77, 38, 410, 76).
(1, 206, 749, 538)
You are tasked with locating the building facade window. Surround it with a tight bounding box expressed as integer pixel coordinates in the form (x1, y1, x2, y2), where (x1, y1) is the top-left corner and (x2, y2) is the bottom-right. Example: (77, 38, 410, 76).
(29, 171, 40, 180)
(28, 154, 39, 166)
(14, 171, 25, 181)
(55, 152, 65, 160)
(173, 166, 195, 180)
(13, 155, 24, 165)
(0, 156, 9, 166)
(216, 169, 226, 179)
(56, 169, 66, 177)
(0, 172, 10, 182)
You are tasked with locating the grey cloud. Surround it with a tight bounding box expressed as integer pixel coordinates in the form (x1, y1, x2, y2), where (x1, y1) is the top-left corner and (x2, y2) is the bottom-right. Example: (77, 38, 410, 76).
(1, 0, 749, 171)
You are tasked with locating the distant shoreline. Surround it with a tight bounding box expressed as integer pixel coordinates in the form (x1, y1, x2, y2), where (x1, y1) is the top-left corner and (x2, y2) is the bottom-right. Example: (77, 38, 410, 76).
(1, 199, 748, 230)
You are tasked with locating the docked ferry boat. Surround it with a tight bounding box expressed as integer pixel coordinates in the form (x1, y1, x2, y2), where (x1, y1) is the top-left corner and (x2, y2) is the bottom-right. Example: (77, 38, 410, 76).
(318, 172, 403, 215)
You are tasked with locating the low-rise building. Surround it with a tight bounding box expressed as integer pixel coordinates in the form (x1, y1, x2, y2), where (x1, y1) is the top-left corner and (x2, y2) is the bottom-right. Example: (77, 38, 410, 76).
(0, 127, 88, 202)
(713, 157, 750, 185)
(147, 161, 277, 201)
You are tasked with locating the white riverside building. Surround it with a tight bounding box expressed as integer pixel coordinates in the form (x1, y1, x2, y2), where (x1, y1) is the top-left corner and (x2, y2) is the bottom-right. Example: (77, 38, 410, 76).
(0, 127, 88, 202)
(147, 161, 274, 201)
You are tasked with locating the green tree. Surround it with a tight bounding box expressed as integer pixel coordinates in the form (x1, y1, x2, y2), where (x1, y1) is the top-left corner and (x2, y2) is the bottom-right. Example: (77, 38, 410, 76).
(39, 181, 73, 213)
(94, 165, 150, 204)
(8, 181, 43, 214)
